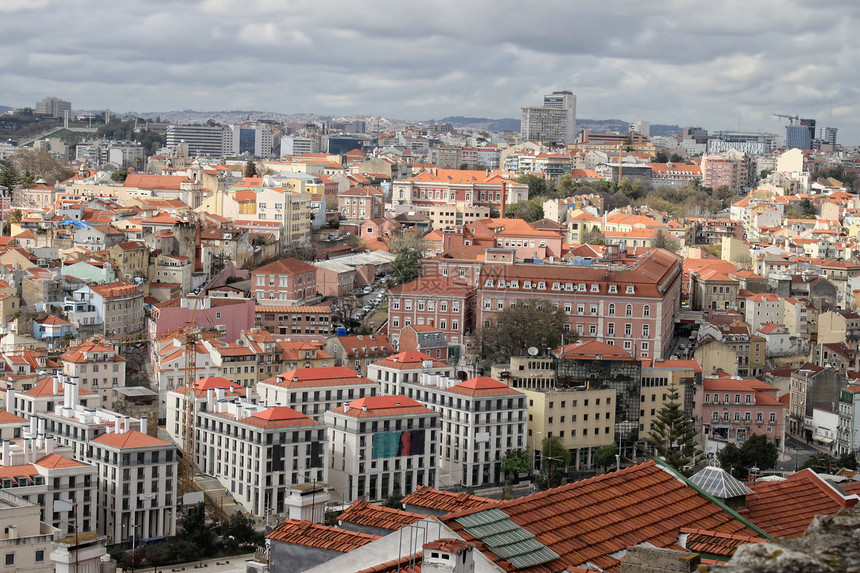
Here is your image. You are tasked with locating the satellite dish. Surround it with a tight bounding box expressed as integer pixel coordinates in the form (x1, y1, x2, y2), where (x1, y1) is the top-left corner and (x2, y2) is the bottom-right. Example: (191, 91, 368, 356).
(527, 347, 539, 356)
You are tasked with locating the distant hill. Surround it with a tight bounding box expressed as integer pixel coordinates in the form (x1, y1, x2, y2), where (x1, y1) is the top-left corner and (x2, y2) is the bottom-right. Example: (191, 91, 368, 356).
(435, 116, 521, 132)
(436, 116, 681, 137)
(0, 105, 12, 114)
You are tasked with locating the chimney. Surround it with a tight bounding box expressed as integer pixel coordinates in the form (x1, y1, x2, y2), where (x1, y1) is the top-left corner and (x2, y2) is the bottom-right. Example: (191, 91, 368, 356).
(1, 441, 8, 463)
(343, 402, 350, 413)
(63, 380, 73, 409)
(37, 418, 45, 448)
(620, 545, 700, 573)
(140, 417, 148, 436)
(5, 388, 14, 414)
(52, 376, 58, 396)
(500, 181, 507, 219)
(206, 389, 214, 411)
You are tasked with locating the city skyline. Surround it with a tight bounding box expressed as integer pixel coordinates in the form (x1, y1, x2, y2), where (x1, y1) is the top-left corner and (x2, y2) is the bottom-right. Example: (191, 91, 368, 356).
(1, 0, 858, 142)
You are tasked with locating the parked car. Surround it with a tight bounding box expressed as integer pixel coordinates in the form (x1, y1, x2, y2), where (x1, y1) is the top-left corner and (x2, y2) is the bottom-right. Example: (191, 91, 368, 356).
(363, 285, 373, 294)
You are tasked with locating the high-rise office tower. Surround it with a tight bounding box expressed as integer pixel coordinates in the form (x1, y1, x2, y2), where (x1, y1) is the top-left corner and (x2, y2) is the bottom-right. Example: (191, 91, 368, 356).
(521, 91, 577, 145)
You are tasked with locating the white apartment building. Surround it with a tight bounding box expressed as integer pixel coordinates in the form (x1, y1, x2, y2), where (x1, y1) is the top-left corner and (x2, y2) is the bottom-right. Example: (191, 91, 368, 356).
(520, 91, 577, 145)
(196, 401, 325, 517)
(60, 338, 127, 410)
(0, 448, 97, 537)
(165, 376, 247, 446)
(325, 395, 440, 502)
(88, 428, 177, 544)
(383, 374, 527, 489)
(0, 489, 58, 573)
(7, 378, 101, 421)
(257, 366, 378, 423)
(367, 352, 454, 390)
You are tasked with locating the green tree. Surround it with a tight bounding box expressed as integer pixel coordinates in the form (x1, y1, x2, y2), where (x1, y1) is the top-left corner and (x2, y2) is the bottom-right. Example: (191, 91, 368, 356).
(9, 209, 22, 224)
(0, 160, 18, 190)
(802, 452, 836, 474)
(837, 451, 858, 471)
(653, 230, 680, 253)
(537, 436, 571, 490)
(220, 511, 263, 551)
(516, 173, 549, 199)
(177, 502, 216, 558)
(244, 160, 258, 178)
(594, 443, 619, 473)
(383, 489, 403, 509)
(670, 153, 684, 163)
(654, 151, 669, 163)
(643, 387, 700, 476)
(19, 170, 36, 187)
(475, 299, 570, 367)
(110, 170, 128, 183)
(506, 198, 544, 222)
(500, 448, 530, 483)
(717, 434, 779, 479)
(581, 228, 605, 245)
(388, 231, 425, 286)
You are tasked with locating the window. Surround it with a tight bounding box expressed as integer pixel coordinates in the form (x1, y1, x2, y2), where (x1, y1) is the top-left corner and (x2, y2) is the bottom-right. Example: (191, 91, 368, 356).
(643, 305, 650, 317)
(589, 324, 597, 335)
(642, 324, 650, 337)
(607, 323, 615, 336)
(5, 554, 13, 566)
(608, 304, 615, 316)
(626, 286, 635, 294)
(769, 413, 776, 423)
(608, 285, 618, 293)
(756, 412, 763, 423)
(625, 324, 632, 336)
(35, 550, 44, 562)
(625, 304, 633, 317)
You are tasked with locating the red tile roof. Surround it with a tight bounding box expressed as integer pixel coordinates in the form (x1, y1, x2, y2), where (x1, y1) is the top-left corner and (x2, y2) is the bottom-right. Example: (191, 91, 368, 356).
(742, 470, 858, 538)
(400, 486, 496, 514)
(373, 351, 446, 369)
(266, 519, 380, 552)
(0, 411, 27, 425)
(335, 395, 435, 418)
(338, 500, 425, 531)
(443, 461, 764, 573)
(92, 430, 170, 450)
(680, 528, 768, 557)
(261, 366, 371, 388)
(35, 453, 86, 469)
(252, 257, 316, 276)
(447, 377, 522, 397)
(240, 406, 318, 429)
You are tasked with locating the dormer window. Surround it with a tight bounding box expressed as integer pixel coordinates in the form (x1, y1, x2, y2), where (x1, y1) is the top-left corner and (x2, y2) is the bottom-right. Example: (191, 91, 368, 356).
(590, 284, 599, 292)
(626, 286, 635, 294)
(608, 285, 618, 293)
(537, 281, 546, 289)
(484, 279, 494, 287)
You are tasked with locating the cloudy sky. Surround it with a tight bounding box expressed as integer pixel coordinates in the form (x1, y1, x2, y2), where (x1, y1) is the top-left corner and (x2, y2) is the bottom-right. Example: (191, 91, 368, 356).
(2, 0, 858, 141)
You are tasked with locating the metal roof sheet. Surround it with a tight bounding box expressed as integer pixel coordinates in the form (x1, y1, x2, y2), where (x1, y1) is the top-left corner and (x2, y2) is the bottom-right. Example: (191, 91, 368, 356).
(455, 508, 559, 570)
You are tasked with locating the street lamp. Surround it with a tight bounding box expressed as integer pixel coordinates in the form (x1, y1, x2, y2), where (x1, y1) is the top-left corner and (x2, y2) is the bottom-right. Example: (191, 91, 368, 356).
(532, 432, 542, 476)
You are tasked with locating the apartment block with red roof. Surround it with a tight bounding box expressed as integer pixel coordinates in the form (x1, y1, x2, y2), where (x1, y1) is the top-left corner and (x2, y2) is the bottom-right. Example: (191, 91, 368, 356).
(390, 168, 528, 212)
(477, 249, 682, 360)
(254, 303, 333, 340)
(325, 396, 440, 502)
(388, 276, 476, 351)
(165, 375, 247, 445)
(257, 366, 377, 423)
(251, 257, 318, 304)
(338, 186, 385, 220)
(60, 338, 127, 410)
(88, 427, 177, 543)
(325, 334, 394, 376)
(69, 281, 145, 336)
(196, 400, 325, 517)
(384, 373, 526, 489)
(695, 375, 786, 447)
(0, 446, 98, 537)
(368, 352, 453, 391)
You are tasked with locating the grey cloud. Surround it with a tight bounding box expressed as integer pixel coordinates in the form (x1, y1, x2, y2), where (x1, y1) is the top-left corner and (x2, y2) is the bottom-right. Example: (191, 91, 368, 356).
(0, 0, 858, 140)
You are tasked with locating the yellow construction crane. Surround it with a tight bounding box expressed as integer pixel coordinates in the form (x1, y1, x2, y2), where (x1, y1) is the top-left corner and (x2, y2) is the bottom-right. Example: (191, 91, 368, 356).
(179, 298, 201, 499)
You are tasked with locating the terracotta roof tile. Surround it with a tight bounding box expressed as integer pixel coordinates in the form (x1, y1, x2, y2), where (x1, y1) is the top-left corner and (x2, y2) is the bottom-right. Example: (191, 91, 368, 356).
(338, 500, 426, 531)
(35, 453, 86, 469)
(92, 429, 170, 449)
(401, 486, 497, 514)
(742, 470, 858, 538)
(442, 461, 763, 573)
(266, 519, 379, 552)
(240, 406, 318, 429)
